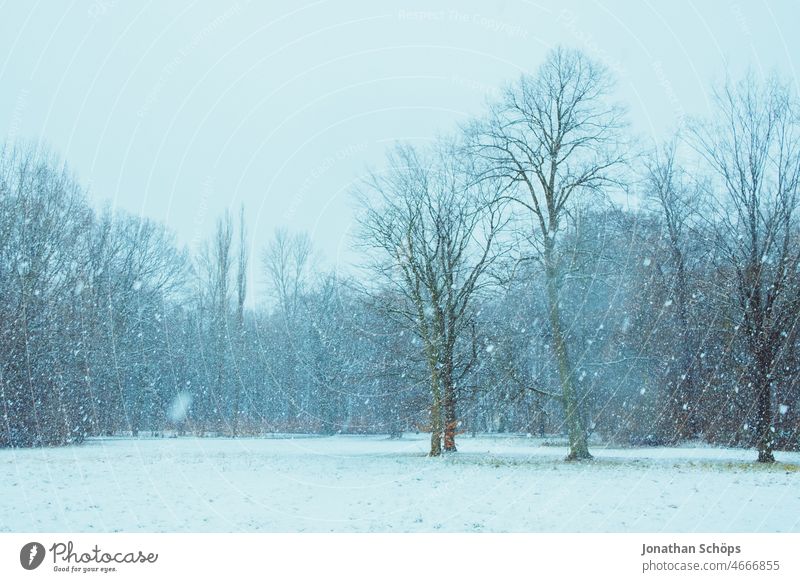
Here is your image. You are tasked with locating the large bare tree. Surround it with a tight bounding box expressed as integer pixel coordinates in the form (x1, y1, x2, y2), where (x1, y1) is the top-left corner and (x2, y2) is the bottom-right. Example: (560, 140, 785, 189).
(356, 140, 505, 456)
(689, 73, 800, 463)
(469, 47, 626, 460)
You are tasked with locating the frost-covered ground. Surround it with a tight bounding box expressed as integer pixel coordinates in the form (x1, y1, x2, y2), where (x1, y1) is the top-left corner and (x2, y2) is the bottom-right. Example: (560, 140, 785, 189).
(1, 434, 798, 532)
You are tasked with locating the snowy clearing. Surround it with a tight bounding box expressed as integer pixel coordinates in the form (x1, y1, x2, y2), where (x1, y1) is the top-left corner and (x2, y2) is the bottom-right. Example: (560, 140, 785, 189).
(2, 434, 798, 533)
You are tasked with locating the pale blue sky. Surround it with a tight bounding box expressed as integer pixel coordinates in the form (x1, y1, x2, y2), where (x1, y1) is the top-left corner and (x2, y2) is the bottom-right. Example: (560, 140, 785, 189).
(1, 0, 797, 290)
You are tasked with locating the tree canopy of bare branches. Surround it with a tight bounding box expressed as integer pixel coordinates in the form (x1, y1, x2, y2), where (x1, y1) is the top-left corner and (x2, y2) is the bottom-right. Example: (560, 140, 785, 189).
(355, 140, 507, 455)
(689, 73, 800, 462)
(468, 47, 627, 459)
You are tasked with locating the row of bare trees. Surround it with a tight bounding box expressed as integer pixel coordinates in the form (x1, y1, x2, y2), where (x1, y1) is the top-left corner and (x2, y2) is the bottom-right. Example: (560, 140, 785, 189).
(355, 48, 626, 458)
(0, 143, 186, 446)
(1, 47, 798, 463)
(355, 48, 800, 461)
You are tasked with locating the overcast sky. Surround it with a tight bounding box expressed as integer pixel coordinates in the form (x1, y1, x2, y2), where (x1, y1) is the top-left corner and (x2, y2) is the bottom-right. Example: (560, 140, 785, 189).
(1, 0, 798, 288)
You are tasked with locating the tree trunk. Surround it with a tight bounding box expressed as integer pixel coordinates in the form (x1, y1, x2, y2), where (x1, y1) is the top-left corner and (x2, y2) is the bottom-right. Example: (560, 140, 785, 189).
(544, 241, 591, 461)
(232, 330, 243, 438)
(429, 366, 443, 457)
(442, 356, 457, 452)
(232, 386, 241, 437)
(754, 352, 775, 463)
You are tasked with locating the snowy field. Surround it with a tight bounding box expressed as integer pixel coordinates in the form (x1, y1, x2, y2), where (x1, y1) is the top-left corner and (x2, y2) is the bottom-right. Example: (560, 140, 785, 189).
(1, 434, 798, 533)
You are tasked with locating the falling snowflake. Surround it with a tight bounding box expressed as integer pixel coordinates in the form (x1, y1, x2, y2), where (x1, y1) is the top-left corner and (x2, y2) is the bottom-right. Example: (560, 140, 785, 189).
(168, 392, 193, 423)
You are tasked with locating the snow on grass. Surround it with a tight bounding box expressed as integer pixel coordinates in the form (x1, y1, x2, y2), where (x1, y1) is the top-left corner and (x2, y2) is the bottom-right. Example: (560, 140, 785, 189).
(1, 434, 798, 532)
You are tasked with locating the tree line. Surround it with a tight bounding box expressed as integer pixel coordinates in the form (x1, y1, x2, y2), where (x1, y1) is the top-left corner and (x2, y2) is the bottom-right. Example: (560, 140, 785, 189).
(1, 48, 798, 462)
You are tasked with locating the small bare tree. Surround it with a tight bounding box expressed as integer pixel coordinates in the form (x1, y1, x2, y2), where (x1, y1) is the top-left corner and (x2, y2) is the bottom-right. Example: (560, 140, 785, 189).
(261, 228, 316, 423)
(355, 140, 505, 456)
(689, 73, 800, 463)
(469, 47, 626, 460)
(262, 228, 314, 321)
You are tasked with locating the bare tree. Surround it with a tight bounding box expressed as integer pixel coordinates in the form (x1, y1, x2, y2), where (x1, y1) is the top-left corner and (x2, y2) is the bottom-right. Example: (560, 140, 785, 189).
(232, 206, 248, 436)
(262, 228, 314, 321)
(689, 73, 800, 463)
(261, 228, 316, 423)
(195, 212, 234, 432)
(113, 214, 187, 437)
(643, 137, 705, 438)
(469, 47, 626, 460)
(356, 140, 505, 456)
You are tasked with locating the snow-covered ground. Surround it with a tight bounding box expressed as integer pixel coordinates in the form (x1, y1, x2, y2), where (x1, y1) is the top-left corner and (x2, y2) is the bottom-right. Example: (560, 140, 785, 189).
(2, 434, 798, 532)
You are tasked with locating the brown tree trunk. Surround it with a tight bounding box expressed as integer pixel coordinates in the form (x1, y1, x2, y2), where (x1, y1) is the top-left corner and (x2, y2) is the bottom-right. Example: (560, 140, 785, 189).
(443, 357, 457, 452)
